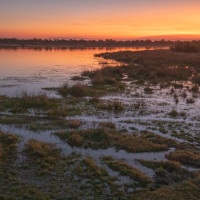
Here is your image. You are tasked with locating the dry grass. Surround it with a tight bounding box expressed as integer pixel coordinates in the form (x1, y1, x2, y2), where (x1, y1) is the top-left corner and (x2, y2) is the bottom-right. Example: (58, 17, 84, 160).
(95, 49, 200, 84)
(82, 67, 123, 86)
(83, 157, 108, 178)
(1, 92, 58, 113)
(133, 173, 200, 200)
(0, 131, 19, 149)
(58, 81, 125, 98)
(59, 83, 91, 97)
(99, 122, 116, 129)
(56, 129, 174, 152)
(103, 156, 152, 186)
(0, 131, 19, 162)
(24, 139, 61, 172)
(137, 159, 192, 187)
(0, 144, 2, 160)
(97, 101, 124, 111)
(67, 120, 82, 129)
(166, 150, 200, 167)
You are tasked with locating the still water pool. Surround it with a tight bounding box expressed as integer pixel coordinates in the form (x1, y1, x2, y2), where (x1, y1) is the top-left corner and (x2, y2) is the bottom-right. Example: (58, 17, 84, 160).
(0, 46, 168, 96)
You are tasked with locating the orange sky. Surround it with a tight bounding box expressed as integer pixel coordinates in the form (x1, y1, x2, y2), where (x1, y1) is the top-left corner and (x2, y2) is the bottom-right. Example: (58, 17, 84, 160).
(1, 0, 200, 40)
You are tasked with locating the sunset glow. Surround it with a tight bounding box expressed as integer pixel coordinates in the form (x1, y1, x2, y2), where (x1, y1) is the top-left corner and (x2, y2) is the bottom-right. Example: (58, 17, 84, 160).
(1, 0, 200, 40)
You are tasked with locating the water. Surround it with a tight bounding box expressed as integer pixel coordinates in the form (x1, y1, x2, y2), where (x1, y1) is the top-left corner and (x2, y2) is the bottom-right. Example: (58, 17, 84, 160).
(0, 46, 168, 96)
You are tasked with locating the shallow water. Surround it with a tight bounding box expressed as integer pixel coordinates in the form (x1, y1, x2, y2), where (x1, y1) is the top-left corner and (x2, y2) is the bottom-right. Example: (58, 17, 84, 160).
(1, 124, 173, 177)
(0, 46, 168, 96)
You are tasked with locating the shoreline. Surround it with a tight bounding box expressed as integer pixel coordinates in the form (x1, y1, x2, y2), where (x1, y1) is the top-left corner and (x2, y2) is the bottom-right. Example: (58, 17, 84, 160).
(0, 44, 171, 49)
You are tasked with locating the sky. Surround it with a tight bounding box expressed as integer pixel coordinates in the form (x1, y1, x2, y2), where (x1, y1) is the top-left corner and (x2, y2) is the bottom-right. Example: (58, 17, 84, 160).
(1, 0, 200, 40)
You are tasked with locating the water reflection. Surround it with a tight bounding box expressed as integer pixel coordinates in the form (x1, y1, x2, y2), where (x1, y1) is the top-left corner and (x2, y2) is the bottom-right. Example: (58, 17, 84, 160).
(0, 46, 168, 96)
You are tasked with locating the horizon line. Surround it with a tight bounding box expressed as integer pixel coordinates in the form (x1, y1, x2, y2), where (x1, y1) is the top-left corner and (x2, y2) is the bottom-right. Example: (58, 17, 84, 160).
(1, 35, 200, 42)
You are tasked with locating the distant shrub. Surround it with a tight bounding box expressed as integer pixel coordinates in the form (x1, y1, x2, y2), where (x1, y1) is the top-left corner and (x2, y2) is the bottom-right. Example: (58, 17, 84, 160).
(171, 42, 199, 53)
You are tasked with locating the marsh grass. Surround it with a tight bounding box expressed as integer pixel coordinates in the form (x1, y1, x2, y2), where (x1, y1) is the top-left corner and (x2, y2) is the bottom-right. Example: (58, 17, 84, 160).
(55, 129, 174, 152)
(83, 157, 108, 178)
(82, 66, 123, 85)
(169, 109, 178, 118)
(0, 131, 19, 161)
(103, 156, 152, 186)
(27, 119, 69, 131)
(137, 160, 192, 188)
(166, 150, 200, 167)
(58, 83, 90, 97)
(132, 173, 200, 200)
(58, 82, 125, 98)
(141, 131, 177, 147)
(97, 101, 124, 112)
(99, 122, 116, 129)
(47, 106, 81, 117)
(67, 119, 82, 129)
(95, 50, 200, 84)
(24, 139, 62, 173)
(0, 92, 58, 113)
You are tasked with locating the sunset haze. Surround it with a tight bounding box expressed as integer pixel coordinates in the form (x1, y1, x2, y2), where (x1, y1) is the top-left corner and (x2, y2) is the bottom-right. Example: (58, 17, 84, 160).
(1, 0, 200, 40)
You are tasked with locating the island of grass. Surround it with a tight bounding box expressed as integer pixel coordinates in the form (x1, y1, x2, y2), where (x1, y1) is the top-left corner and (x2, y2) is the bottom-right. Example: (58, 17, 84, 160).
(55, 129, 177, 152)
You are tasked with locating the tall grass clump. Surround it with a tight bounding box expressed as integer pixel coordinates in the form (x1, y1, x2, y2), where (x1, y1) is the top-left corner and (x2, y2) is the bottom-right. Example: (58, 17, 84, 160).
(24, 139, 62, 173)
(59, 83, 90, 97)
(166, 150, 200, 167)
(55, 129, 174, 152)
(103, 156, 152, 186)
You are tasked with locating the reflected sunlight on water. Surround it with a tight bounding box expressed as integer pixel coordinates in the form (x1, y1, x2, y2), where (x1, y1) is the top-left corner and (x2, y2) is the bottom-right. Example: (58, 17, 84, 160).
(0, 46, 168, 96)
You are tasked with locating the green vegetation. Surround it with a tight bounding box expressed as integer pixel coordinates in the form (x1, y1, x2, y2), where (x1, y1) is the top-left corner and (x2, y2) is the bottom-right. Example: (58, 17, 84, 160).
(103, 156, 152, 186)
(55, 129, 176, 152)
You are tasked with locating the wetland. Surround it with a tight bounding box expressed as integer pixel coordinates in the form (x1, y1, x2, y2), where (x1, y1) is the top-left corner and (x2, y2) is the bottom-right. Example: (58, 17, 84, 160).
(1, 45, 200, 199)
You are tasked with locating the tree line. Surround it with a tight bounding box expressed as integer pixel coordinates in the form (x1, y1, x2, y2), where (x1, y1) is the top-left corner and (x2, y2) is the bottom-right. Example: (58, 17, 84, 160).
(0, 38, 175, 47)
